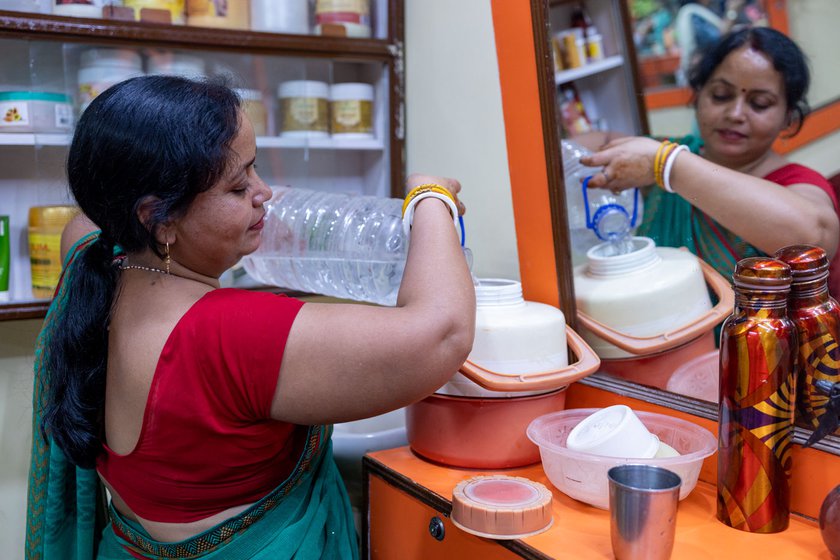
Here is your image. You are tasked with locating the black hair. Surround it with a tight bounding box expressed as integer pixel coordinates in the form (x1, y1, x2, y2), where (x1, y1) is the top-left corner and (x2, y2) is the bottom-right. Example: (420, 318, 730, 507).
(688, 27, 810, 135)
(41, 75, 242, 468)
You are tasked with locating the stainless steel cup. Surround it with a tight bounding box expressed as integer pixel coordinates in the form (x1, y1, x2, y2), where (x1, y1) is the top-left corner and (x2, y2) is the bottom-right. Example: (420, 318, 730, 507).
(608, 464, 681, 560)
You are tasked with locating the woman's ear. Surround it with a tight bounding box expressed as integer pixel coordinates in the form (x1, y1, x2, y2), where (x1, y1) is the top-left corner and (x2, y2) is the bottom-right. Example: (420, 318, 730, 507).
(136, 196, 175, 246)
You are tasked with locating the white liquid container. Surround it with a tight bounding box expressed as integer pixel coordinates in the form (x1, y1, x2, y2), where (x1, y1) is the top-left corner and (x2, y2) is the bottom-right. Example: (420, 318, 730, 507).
(250, 0, 309, 34)
(77, 48, 144, 112)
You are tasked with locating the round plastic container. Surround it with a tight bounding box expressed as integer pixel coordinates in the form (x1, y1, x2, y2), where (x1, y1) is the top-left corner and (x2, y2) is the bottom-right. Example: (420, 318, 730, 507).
(277, 80, 329, 138)
(146, 52, 205, 78)
(527, 408, 716, 510)
(665, 350, 719, 402)
(234, 88, 267, 136)
(186, 0, 249, 29)
(52, 0, 103, 18)
(330, 82, 374, 139)
(566, 404, 660, 458)
(250, 0, 308, 34)
(77, 48, 144, 112)
(314, 0, 371, 38)
(28, 205, 80, 298)
(0, 91, 73, 133)
(123, 0, 186, 23)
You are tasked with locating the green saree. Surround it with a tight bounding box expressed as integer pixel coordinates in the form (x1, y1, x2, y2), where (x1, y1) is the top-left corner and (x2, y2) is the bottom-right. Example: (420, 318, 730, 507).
(26, 233, 358, 560)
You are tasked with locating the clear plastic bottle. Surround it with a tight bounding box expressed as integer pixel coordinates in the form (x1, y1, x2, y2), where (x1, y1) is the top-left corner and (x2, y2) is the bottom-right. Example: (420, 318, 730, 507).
(561, 139, 642, 264)
(242, 187, 408, 306)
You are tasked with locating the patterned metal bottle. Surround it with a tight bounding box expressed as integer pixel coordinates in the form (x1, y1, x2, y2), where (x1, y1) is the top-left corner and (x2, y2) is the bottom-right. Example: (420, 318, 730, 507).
(774, 245, 840, 436)
(717, 257, 796, 533)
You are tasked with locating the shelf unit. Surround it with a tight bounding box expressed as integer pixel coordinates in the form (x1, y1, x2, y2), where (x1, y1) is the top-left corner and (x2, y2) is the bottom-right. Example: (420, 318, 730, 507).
(554, 53, 624, 85)
(0, 4, 405, 320)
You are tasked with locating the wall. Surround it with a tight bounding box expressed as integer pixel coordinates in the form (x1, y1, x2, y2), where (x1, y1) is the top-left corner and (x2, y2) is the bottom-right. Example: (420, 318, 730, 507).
(404, 0, 520, 281)
(0, 319, 41, 557)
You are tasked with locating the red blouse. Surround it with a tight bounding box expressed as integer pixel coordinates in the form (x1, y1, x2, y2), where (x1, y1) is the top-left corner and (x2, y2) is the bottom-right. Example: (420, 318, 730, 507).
(96, 289, 306, 523)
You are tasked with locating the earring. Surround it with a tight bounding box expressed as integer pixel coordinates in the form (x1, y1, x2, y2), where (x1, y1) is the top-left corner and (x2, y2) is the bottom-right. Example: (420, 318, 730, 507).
(164, 242, 171, 275)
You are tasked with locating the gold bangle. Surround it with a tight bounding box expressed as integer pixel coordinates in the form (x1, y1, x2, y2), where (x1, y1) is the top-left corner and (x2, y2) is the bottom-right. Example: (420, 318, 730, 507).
(402, 183, 456, 218)
(655, 142, 677, 188)
(653, 141, 672, 185)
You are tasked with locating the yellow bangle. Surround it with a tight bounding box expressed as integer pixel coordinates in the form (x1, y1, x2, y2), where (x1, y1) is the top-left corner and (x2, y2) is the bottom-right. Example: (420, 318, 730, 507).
(655, 142, 677, 188)
(402, 183, 456, 218)
(653, 141, 672, 186)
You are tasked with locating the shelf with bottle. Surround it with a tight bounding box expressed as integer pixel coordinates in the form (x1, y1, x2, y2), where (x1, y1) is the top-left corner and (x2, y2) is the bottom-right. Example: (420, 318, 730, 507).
(554, 54, 624, 86)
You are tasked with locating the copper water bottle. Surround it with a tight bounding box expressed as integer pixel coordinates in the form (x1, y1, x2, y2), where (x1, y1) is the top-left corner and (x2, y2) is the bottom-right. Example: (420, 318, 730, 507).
(774, 245, 840, 440)
(717, 257, 796, 533)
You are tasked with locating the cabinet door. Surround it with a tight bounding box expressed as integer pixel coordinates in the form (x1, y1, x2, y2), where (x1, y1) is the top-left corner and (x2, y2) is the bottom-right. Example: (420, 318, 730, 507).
(366, 474, 524, 560)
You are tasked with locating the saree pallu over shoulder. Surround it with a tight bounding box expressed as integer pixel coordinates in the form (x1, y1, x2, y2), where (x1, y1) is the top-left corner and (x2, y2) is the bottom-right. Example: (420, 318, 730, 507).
(99, 428, 359, 560)
(26, 231, 106, 560)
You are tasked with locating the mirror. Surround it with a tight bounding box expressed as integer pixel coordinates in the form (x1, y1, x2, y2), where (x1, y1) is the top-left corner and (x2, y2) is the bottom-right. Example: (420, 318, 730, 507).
(534, 0, 840, 452)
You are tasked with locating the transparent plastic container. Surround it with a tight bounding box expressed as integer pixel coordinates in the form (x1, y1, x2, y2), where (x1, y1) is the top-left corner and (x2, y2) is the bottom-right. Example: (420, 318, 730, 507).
(562, 139, 642, 265)
(527, 408, 716, 509)
(242, 186, 407, 306)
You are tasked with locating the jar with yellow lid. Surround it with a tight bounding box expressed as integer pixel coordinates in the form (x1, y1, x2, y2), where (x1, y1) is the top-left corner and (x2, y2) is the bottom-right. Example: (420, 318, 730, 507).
(28, 205, 80, 298)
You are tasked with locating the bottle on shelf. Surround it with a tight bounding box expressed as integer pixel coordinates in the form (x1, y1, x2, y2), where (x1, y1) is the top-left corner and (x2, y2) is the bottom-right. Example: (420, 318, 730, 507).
(718, 257, 796, 533)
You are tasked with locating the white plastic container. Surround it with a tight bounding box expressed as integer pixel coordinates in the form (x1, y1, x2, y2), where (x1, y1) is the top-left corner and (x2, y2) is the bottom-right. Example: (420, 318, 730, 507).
(330, 82, 374, 139)
(0, 91, 73, 133)
(234, 88, 267, 136)
(77, 48, 144, 112)
(566, 405, 660, 458)
(573, 237, 713, 359)
(277, 80, 329, 138)
(52, 0, 103, 18)
(313, 0, 370, 38)
(437, 279, 568, 399)
(250, 0, 308, 34)
(146, 52, 205, 78)
(1, 0, 51, 14)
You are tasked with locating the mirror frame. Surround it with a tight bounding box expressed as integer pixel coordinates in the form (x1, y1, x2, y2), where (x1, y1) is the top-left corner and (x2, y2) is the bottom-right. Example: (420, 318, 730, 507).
(517, 0, 840, 456)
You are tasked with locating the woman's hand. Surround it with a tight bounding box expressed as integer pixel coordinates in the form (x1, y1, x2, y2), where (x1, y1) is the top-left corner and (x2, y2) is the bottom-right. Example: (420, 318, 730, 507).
(407, 173, 466, 215)
(579, 136, 661, 191)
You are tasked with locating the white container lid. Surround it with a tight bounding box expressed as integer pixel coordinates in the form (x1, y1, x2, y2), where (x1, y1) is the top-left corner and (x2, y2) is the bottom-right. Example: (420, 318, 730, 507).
(329, 82, 374, 101)
(147, 52, 206, 77)
(277, 80, 329, 99)
(80, 48, 143, 71)
(235, 88, 263, 102)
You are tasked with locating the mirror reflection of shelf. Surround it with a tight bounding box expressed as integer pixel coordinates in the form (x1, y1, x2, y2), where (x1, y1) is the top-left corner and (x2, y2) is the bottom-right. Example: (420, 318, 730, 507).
(0, 133, 385, 151)
(554, 54, 624, 86)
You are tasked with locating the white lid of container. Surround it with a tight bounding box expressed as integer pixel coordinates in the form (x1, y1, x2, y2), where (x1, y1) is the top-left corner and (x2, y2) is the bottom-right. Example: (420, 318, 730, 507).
(80, 48, 143, 70)
(277, 80, 329, 99)
(234, 88, 263, 101)
(147, 52, 206, 77)
(329, 82, 374, 101)
(451, 475, 553, 539)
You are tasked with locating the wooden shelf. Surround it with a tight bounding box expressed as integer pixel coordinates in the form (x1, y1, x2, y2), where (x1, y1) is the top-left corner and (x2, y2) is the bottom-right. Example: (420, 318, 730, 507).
(0, 299, 51, 321)
(555, 55, 624, 85)
(0, 10, 393, 59)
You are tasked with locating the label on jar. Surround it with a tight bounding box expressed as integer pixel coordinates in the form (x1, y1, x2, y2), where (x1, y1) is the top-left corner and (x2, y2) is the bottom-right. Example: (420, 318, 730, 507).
(1, 101, 30, 127)
(282, 97, 328, 132)
(29, 231, 62, 297)
(331, 99, 372, 134)
(124, 0, 186, 23)
(54, 103, 73, 129)
(315, 0, 369, 16)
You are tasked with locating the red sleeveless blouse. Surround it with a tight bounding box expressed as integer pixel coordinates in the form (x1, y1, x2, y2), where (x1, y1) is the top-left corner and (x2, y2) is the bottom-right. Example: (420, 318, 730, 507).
(96, 289, 306, 523)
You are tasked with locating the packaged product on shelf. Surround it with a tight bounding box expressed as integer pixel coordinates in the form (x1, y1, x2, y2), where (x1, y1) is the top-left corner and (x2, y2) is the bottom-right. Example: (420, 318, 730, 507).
(186, 0, 249, 29)
(77, 48, 144, 112)
(52, 0, 104, 18)
(560, 29, 586, 69)
(558, 83, 592, 136)
(28, 205, 80, 299)
(0, 91, 73, 133)
(235, 88, 267, 136)
(147, 51, 206, 78)
(2, 0, 51, 14)
(123, 0, 186, 24)
(0, 215, 9, 303)
(277, 80, 329, 138)
(585, 27, 604, 61)
(329, 82, 373, 138)
(250, 0, 308, 34)
(314, 0, 371, 38)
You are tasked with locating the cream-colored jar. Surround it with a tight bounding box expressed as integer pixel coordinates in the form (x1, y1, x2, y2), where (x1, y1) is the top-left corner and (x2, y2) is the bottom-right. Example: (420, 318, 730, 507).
(314, 0, 370, 38)
(28, 205, 80, 298)
(235, 88, 267, 136)
(329, 82, 373, 138)
(0, 91, 73, 133)
(277, 80, 329, 138)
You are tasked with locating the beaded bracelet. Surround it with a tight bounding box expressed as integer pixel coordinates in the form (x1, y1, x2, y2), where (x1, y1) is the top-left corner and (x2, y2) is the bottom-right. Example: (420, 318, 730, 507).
(401, 183, 460, 238)
(661, 144, 689, 194)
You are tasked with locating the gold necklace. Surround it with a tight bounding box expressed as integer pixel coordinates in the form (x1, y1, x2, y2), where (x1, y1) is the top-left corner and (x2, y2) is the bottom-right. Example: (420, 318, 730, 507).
(121, 264, 169, 275)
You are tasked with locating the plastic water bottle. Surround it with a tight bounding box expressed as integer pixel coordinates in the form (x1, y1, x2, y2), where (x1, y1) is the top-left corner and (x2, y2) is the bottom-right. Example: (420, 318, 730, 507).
(561, 139, 642, 265)
(242, 186, 472, 306)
